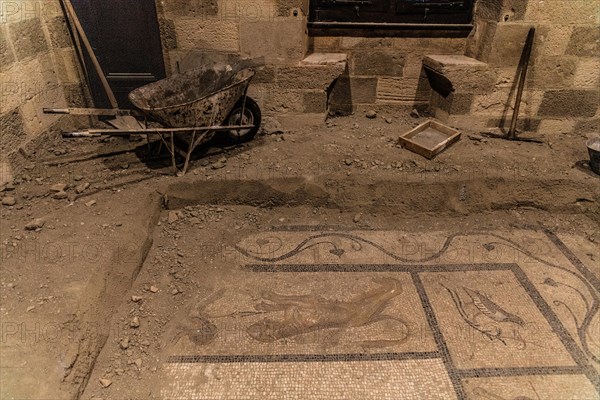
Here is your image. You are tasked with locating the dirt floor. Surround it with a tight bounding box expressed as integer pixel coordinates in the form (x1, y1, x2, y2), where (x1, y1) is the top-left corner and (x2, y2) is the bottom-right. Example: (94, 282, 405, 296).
(1, 111, 599, 400)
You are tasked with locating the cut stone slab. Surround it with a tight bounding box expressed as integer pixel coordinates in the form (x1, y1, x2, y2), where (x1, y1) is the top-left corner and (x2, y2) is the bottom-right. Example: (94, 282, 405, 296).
(423, 55, 495, 95)
(300, 53, 347, 66)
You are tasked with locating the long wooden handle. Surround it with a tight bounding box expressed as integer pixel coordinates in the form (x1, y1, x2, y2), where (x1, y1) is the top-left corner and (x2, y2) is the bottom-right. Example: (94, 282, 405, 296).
(508, 27, 535, 139)
(62, 0, 119, 108)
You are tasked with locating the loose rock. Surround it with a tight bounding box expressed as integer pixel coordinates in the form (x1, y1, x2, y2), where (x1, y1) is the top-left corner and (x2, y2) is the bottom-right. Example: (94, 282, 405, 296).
(49, 183, 67, 192)
(25, 218, 45, 231)
(365, 110, 377, 119)
(119, 337, 130, 350)
(149, 286, 159, 293)
(167, 211, 181, 224)
(130, 316, 140, 328)
(261, 116, 284, 135)
(85, 200, 97, 207)
(99, 378, 112, 388)
(52, 191, 68, 200)
(75, 182, 90, 194)
(2, 196, 16, 206)
(211, 157, 227, 169)
(131, 295, 143, 302)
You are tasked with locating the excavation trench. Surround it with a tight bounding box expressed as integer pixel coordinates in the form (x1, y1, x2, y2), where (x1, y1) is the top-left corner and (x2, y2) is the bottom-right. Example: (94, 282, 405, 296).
(70, 174, 599, 399)
(164, 176, 600, 219)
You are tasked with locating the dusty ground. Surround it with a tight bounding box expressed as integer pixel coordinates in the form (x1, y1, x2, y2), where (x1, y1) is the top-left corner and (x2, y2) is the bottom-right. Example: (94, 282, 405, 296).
(1, 111, 599, 400)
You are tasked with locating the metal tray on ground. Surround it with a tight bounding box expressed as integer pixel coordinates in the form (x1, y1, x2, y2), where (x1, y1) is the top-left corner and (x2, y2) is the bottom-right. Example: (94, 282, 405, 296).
(398, 119, 461, 159)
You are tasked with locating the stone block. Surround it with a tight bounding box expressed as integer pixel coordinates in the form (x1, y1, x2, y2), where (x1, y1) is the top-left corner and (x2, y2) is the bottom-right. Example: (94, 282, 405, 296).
(525, 0, 599, 24)
(9, 17, 48, 61)
(276, 0, 305, 17)
(0, 26, 15, 68)
(0, 0, 60, 24)
(471, 89, 511, 115)
(63, 83, 86, 108)
(472, 89, 544, 116)
(311, 36, 341, 52)
(541, 26, 574, 57)
(350, 77, 377, 104)
(465, 21, 497, 62)
(339, 37, 393, 49)
(262, 85, 303, 113)
(486, 23, 544, 67)
(240, 18, 307, 64)
(574, 58, 600, 88)
(53, 48, 81, 85)
(423, 55, 496, 94)
(575, 118, 599, 134)
(46, 16, 71, 48)
(538, 90, 600, 118)
(536, 119, 576, 135)
(253, 66, 276, 83)
(300, 53, 347, 66)
(498, 0, 528, 22)
(159, 19, 178, 50)
(431, 92, 475, 115)
(276, 64, 345, 90)
(0, 109, 26, 155)
(302, 90, 327, 113)
(1, 55, 60, 114)
(566, 27, 600, 57)
(473, 0, 503, 21)
(392, 37, 467, 56)
(164, 0, 218, 16)
(174, 18, 239, 52)
(528, 56, 577, 89)
(20, 91, 64, 136)
(350, 50, 404, 77)
(376, 77, 430, 105)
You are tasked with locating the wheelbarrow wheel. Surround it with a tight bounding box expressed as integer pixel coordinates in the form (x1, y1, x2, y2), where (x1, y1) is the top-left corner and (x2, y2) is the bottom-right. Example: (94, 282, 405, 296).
(223, 97, 261, 144)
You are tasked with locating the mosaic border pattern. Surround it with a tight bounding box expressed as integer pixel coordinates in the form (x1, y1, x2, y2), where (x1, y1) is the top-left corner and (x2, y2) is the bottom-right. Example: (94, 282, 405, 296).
(169, 233, 600, 399)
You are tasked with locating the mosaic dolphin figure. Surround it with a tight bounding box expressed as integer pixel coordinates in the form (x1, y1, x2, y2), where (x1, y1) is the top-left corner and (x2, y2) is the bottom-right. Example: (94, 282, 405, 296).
(246, 277, 408, 347)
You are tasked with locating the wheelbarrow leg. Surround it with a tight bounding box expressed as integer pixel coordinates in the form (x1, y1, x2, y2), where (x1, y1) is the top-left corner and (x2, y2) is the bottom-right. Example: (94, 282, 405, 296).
(179, 130, 197, 176)
(170, 131, 178, 173)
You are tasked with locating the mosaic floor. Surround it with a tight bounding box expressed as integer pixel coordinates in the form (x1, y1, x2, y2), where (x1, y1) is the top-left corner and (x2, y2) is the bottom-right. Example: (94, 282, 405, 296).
(160, 229, 600, 399)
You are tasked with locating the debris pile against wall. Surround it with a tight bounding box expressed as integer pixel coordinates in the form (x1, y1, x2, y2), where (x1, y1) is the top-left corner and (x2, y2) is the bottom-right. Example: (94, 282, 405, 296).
(1, 0, 86, 184)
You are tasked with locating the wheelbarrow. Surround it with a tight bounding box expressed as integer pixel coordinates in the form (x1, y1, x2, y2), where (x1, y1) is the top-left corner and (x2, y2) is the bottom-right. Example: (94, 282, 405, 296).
(44, 65, 261, 176)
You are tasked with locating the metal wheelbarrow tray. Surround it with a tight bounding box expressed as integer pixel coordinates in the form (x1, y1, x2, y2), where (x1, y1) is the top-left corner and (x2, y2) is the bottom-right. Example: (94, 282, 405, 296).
(44, 65, 261, 175)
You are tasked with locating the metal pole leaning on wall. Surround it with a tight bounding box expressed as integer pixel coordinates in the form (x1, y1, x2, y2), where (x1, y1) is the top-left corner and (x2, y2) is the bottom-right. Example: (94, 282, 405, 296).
(508, 27, 535, 140)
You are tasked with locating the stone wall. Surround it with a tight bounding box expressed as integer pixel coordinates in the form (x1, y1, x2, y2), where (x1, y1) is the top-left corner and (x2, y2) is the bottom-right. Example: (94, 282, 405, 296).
(155, 0, 319, 115)
(438, 0, 600, 134)
(0, 0, 85, 184)
(312, 36, 468, 113)
(157, 0, 598, 133)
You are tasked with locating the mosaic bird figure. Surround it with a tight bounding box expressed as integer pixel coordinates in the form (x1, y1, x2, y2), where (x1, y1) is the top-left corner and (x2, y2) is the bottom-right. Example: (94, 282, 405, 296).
(462, 287, 525, 326)
(442, 284, 526, 345)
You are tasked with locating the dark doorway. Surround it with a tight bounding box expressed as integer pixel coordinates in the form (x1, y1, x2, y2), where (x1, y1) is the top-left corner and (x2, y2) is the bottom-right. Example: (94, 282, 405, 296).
(71, 0, 166, 108)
